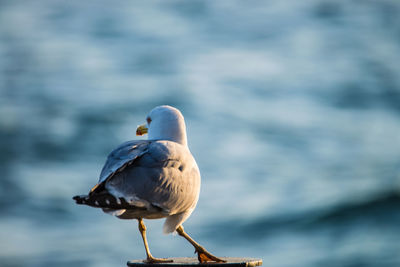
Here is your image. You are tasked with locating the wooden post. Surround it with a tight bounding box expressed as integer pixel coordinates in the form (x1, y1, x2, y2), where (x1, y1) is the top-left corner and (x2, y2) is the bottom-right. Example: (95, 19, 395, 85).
(127, 257, 262, 267)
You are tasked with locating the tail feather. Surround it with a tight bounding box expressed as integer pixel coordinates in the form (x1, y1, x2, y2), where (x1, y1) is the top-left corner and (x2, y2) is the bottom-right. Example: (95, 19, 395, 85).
(72, 193, 146, 210)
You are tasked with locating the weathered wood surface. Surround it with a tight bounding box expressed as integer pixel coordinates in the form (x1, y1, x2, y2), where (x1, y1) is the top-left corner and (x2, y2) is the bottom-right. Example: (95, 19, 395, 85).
(127, 257, 262, 267)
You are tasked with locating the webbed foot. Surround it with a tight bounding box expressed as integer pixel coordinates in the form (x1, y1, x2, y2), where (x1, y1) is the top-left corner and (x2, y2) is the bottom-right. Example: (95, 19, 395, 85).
(143, 256, 173, 263)
(195, 247, 226, 263)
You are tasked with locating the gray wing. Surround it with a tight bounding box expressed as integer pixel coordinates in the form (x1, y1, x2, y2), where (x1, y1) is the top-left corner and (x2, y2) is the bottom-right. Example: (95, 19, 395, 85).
(75, 140, 153, 212)
(105, 140, 201, 216)
(98, 140, 150, 184)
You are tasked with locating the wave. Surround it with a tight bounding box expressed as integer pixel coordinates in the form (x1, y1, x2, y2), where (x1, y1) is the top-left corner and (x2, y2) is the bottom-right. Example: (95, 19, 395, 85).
(208, 190, 400, 241)
(307, 189, 400, 227)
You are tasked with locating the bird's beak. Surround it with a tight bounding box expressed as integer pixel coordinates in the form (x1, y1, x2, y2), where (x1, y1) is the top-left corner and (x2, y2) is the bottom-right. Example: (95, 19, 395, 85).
(136, 123, 148, 136)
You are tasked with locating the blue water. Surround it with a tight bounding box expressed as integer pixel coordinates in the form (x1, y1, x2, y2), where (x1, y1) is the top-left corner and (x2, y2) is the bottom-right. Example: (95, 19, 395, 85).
(1, 1, 400, 266)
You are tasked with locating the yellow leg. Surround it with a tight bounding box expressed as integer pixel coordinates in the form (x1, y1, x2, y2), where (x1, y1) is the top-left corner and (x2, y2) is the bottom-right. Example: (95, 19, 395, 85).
(176, 225, 226, 263)
(138, 219, 173, 263)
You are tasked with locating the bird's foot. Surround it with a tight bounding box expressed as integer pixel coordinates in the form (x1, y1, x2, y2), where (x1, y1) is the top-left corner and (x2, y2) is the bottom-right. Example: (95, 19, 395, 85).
(195, 247, 226, 263)
(143, 256, 173, 263)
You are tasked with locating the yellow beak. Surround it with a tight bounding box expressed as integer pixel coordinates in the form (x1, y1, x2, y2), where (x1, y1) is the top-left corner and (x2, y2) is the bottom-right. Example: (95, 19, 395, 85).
(136, 123, 148, 136)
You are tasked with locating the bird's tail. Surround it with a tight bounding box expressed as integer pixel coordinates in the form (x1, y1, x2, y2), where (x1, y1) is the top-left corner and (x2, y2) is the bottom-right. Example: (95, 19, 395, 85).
(72, 193, 146, 210)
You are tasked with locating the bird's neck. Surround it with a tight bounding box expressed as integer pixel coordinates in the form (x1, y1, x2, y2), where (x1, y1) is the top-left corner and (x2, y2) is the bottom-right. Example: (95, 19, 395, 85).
(149, 125, 188, 147)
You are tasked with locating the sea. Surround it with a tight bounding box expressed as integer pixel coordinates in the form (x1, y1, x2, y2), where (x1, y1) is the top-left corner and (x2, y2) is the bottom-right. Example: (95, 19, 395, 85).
(1, 1, 400, 266)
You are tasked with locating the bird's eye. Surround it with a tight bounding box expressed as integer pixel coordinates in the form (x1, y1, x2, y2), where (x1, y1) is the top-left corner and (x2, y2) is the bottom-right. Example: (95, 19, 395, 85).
(146, 117, 152, 125)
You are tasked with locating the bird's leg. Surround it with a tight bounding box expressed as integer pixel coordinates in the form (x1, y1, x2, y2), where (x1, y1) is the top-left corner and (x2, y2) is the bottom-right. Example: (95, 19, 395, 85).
(176, 225, 226, 263)
(138, 218, 173, 263)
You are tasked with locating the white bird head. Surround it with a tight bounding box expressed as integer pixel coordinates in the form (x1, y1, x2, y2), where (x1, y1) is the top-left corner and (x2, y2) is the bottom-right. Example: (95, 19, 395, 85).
(136, 105, 188, 147)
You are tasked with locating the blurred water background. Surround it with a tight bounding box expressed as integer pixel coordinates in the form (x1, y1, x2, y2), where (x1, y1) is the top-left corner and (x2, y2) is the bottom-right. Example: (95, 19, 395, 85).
(1, 1, 400, 266)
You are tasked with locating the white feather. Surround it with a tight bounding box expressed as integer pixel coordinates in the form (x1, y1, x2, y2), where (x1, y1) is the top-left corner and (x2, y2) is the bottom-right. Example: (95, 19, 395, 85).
(104, 209, 126, 216)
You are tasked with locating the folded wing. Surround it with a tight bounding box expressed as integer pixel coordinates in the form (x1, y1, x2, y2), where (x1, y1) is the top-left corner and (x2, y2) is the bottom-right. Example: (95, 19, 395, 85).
(74, 140, 200, 220)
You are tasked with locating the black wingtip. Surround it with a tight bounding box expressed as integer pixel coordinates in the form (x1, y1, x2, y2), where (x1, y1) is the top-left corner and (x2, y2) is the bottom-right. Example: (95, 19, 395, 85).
(72, 193, 148, 211)
(73, 195, 88, 204)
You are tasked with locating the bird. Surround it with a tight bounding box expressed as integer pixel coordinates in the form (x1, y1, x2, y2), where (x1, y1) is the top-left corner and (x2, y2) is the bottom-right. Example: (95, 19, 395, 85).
(73, 105, 225, 263)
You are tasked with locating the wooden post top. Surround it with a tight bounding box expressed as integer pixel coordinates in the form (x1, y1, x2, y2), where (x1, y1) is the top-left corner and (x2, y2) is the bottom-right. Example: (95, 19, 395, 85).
(127, 257, 262, 267)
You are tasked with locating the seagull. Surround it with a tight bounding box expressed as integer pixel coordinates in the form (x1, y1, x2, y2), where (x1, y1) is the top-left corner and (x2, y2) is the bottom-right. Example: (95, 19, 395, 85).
(73, 105, 225, 263)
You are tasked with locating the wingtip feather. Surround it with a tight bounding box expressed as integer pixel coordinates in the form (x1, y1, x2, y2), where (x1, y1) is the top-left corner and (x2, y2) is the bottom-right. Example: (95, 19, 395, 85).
(73, 195, 89, 204)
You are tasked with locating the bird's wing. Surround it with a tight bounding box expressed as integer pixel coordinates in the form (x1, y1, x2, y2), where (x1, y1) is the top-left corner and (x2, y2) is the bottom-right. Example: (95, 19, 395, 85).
(74, 140, 200, 217)
(74, 140, 153, 211)
(104, 140, 201, 215)
(89, 140, 150, 193)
